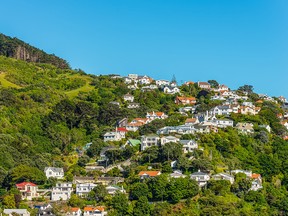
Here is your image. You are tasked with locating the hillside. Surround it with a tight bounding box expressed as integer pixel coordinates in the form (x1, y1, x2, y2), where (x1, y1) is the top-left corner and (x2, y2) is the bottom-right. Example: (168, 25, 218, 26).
(0, 33, 70, 69)
(0, 42, 288, 215)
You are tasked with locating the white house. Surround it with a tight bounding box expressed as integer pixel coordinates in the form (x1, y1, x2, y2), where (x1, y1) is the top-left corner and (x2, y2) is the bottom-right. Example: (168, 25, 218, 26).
(259, 124, 271, 133)
(127, 103, 140, 109)
(169, 170, 187, 178)
(128, 74, 138, 80)
(141, 135, 160, 151)
(163, 86, 180, 94)
(4, 209, 30, 216)
(83, 206, 107, 216)
(213, 119, 234, 128)
(76, 183, 97, 197)
(179, 140, 198, 153)
(236, 123, 254, 134)
(44, 167, 64, 179)
(190, 170, 210, 187)
(106, 185, 126, 195)
(214, 84, 229, 92)
(212, 173, 235, 184)
(146, 111, 168, 120)
(156, 80, 170, 86)
(66, 207, 82, 216)
(123, 93, 134, 102)
(160, 136, 180, 145)
(138, 75, 152, 85)
(197, 82, 211, 90)
(51, 182, 73, 201)
(126, 122, 144, 132)
(103, 132, 121, 142)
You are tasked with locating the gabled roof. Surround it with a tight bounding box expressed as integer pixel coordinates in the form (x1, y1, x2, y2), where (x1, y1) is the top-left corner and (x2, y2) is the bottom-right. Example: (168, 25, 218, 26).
(83, 206, 105, 212)
(185, 118, 197, 123)
(116, 127, 128, 132)
(70, 207, 80, 212)
(191, 170, 209, 176)
(44, 167, 63, 173)
(127, 139, 141, 146)
(252, 173, 261, 179)
(138, 171, 161, 177)
(16, 182, 37, 187)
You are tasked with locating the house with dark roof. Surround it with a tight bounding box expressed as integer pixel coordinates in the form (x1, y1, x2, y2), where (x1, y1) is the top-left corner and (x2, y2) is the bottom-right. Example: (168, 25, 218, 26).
(190, 170, 210, 187)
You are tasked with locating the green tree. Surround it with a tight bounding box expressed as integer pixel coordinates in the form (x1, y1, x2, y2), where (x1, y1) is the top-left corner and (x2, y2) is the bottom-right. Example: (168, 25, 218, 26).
(133, 196, 151, 216)
(130, 182, 150, 200)
(88, 184, 108, 202)
(111, 192, 130, 216)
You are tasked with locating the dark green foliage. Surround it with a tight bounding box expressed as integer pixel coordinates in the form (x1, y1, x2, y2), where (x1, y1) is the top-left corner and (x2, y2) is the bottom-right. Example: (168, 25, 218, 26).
(110, 192, 130, 216)
(0, 33, 70, 69)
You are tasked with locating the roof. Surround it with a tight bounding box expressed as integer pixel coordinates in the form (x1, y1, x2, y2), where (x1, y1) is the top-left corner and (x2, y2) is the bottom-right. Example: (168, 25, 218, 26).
(138, 171, 161, 177)
(191, 170, 209, 176)
(127, 139, 141, 146)
(44, 167, 63, 173)
(185, 118, 197, 123)
(16, 182, 37, 187)
(4, 209, 29, 214)
(176, 96, 196, 101)
(147, 111, 165, 116)
(198, 82, 210, 86)
(84, 206, 105, 212)
(252, 173, 261, 179)
(70, 207, 80, 212)
(127, 122, 144, 127)
(116, 127, 128, 132)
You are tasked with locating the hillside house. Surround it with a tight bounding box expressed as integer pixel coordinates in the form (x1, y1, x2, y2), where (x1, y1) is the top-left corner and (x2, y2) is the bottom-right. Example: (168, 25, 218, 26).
(138, 171, 161, 180)
(123, 93, 134, 102)
(185, 118, 199, 125)
(212, 119, 234, 128)
(141, 135, 160, 151)
(76, 183, 97, 197)
(126, 122, 144, 132)
(197, 81, 211, 90)
(36, 204, 54, 216)
(214, 84, 229, 92)
(51, 182, 73, 201)
(127, 103, 140, 109)
(106, 185, 126, 195)
(163, 86, 180, 94)
(83, 206, 107, 216)
(190, 170, 210, 187)
(169, 170, 187, 178)
(175, 96, 197, 105)
(138, 75, 152, 85)
(160, 136, 180, 145)
(212, 173, 234, 184)
(156, 80, 170, 86)
(44, 167, 64, 179)
(236, 123, 254, 134)
(157, 125, 197, 135)
(3, 209, 30, 216)
(180, 140, 198, 153)
(66, 207, 82, 216)
(16, 182, 39, 200)
(146, 111, 168, 120)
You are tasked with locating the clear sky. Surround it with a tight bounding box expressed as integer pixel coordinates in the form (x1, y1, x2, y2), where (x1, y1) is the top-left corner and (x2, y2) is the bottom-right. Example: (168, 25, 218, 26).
(1, 0, 288, 97)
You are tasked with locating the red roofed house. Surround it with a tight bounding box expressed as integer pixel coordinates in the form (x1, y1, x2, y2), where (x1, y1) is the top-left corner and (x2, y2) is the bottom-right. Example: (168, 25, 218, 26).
(116, 127, 128, 139)
(146, 111, 168, 121)
(185, 118, 199, 125)
(16, 182, 39, 200)
(250, 173, 263, 191)
(83, 206, 107, 216)
(138, 171, 161, 180)
(175, 96, 197, 105)
(66, 207, 82, 216)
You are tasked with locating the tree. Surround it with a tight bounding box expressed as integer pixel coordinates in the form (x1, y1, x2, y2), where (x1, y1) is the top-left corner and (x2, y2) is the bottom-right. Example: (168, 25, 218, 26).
(208, 80, 219, 88)
(207, 180, 231, 196)
(160, 142, 182, 161)
(88, 184, 108, 202)
(68, 194, 85, 208)
(2, 194, 16, 208)
(111, 192, 130, 216)
(238, 85, 254, 94)
(77, 155, 90, 167)
(133, 196, 151, 216)
(86, 139, 106, 157)
(130, 182, 150, 200)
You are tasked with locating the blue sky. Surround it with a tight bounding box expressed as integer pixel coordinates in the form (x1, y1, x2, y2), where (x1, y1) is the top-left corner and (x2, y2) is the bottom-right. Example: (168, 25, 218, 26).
(1, 0, 288, 97)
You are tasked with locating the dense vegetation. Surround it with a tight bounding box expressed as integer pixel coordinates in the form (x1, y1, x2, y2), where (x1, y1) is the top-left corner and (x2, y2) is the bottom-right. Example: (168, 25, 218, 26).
(0, 33, 70, 69)
(0, 46, 287, 215)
